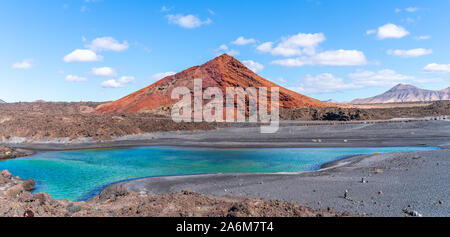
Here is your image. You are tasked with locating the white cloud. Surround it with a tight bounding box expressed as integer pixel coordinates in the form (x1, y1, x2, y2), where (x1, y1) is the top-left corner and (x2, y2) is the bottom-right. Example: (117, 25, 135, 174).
(414, 35, 431, 40)
(289, 69, 439, 94)
(87, 37, 129, 52)
(256, 42, 274, 53)
(312, 50, 367, 66)
(290, 73, 359, 94)
(65, 75, 87, 82)
(231, 36, 256, 45)
(101, 76, 135, 88)
(12, 59, 33, 69)
(118, 76, 134, 84)
(373, 23, 409, 39)
(63, 49, 103, 63)
(151, 72, 176, 80)
(423, 63, 450, 73)
(395, 7, 420, 13)
(275, 33, 325, 56)
(161, 6, 172, 12)
(348, 69, 418, 86)
(242, 60, 264, 73)
(387, 48, 433, 58)
(167, 14, 211, 29)
(215, 44, 239, 56)
(257, 33, 325, 57)
(101, 79, 121, 88)
(366, 29, 376, 35)
(91, 67, 117, 77)
(257, 32, 368, 68)
(271, 50, 367, 67)
(405, 7, 419, 12)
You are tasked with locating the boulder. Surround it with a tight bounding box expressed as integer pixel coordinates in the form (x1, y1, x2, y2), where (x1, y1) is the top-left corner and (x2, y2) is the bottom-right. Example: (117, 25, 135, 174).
(1, 170, 12, 179)
(98, 184, 129, 201)
(22, 179, 35, 191)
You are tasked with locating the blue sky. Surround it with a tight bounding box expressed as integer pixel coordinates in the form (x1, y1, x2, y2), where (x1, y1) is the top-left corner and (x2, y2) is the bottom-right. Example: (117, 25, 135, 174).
(1, 0, 449, 103)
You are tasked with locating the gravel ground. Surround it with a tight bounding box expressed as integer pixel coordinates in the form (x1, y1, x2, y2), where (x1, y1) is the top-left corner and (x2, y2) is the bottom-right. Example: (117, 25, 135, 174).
(7, 120, 450, 150)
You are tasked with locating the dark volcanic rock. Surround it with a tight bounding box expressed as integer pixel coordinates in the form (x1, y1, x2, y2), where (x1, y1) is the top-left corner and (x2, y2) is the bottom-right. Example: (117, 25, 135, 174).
(0, 102, 217, 141)
(280, 101, 450, 121)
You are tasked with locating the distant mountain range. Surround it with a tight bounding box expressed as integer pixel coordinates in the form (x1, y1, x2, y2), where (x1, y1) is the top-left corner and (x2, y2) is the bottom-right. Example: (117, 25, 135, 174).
(350, 84, 450, 104)
(323, 99, 338, 103)
(0, 99, 5, 103)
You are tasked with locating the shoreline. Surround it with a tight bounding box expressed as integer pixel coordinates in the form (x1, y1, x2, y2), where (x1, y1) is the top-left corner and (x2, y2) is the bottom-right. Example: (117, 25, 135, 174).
(74, 153, 386, 201)
(1, 145, 447, 216)
(5, 142, 440, 202)
(14, 145, 441, 202)
(6, 142, 444, 153)
(117, 148, 449, 217)
(7, 145, 441, 202)
(1, 120, 449, 216)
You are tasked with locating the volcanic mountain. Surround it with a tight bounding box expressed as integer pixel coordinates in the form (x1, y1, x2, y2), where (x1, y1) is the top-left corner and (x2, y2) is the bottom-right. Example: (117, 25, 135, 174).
(95, 54, 332, 115)
(350, 84, 450, 104)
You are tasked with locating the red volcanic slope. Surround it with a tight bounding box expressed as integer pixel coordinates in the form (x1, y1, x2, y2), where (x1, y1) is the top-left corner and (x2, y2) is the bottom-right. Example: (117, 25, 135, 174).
(95, 54, 332, 114)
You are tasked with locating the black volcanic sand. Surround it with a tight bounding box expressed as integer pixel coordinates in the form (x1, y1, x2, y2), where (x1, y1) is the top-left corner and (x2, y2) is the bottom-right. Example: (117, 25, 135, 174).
(5, 120, 450, 217)
(10, 119, 450, 150)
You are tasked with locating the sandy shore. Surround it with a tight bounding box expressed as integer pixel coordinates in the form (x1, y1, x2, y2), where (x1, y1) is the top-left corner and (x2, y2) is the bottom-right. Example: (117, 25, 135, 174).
(2, 120, 449, 217)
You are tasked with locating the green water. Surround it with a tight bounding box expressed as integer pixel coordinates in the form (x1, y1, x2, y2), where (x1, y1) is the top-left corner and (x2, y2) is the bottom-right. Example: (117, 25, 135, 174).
(0, 146, 438, 200)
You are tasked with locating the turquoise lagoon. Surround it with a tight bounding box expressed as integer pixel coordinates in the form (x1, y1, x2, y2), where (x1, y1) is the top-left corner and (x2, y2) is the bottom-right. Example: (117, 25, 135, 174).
(0, 146, 438, 200)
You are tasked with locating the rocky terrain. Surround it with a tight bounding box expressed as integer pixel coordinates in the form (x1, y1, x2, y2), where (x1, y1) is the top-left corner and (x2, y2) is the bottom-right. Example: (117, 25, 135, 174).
(0, 145, 33, 160)
(350, 84, 450, 104)
(0, 170, 350, 217)
(0, 101, 449, 143)
(0, 102, 216, 142)
(280, 100, 450, 121)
